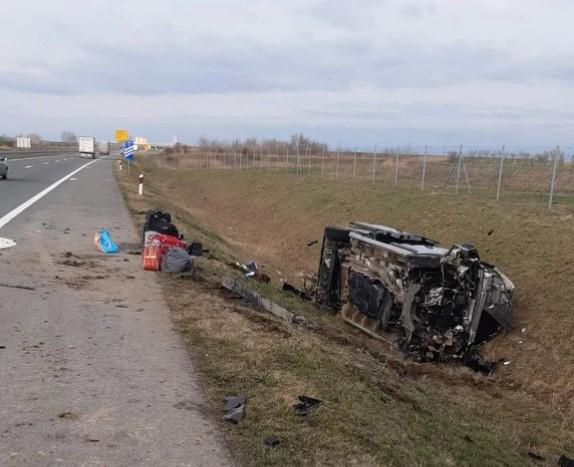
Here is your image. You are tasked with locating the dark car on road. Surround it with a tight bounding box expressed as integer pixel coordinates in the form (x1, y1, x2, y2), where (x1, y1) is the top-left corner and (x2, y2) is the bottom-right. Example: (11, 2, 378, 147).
(0, 156, 7, 179)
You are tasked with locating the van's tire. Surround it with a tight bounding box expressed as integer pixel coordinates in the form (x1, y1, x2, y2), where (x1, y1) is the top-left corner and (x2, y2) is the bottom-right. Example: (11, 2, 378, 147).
(324, 226, 351, 243)
(2, 174, 6, 180)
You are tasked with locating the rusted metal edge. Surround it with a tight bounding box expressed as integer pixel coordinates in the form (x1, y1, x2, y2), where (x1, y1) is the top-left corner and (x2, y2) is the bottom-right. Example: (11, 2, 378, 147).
(222, 277, 307, 327)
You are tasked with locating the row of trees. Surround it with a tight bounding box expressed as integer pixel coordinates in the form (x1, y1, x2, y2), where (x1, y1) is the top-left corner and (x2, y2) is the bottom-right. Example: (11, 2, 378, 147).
(197, 134, 329, 156)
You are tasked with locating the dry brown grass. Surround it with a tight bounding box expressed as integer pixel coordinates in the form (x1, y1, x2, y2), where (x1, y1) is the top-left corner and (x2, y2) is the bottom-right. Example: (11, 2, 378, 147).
(115, 154, 574, 466)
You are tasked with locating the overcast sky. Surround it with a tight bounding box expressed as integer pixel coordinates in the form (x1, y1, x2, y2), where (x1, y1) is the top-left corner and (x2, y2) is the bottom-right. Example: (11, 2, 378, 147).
(1, 0, 573, 148)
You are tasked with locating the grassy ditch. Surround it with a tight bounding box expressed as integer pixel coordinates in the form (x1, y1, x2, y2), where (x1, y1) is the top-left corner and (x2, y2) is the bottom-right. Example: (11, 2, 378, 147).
(116, 154, 574, 466)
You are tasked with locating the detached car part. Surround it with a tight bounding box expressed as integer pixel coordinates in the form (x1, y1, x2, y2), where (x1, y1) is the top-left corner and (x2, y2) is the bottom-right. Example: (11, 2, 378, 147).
(315, 223, 514, 361)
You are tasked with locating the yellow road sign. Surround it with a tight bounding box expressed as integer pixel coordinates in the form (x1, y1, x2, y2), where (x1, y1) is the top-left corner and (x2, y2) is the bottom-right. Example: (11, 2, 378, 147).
(115, 129, 128, 142)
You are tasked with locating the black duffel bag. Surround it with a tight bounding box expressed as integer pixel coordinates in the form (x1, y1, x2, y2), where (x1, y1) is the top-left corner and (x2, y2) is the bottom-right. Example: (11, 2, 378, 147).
(143, 210, 179, 239)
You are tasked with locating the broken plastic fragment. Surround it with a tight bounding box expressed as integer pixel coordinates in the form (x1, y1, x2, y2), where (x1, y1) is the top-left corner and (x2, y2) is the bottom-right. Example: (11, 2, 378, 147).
(264, 435, 280, 447)
(293, 395, 323, 416)
(223, 395, 247, 424)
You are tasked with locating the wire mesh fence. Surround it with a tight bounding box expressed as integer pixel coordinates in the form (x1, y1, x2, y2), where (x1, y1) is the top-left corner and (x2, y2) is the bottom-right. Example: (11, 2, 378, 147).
(161, 144, 574, 208)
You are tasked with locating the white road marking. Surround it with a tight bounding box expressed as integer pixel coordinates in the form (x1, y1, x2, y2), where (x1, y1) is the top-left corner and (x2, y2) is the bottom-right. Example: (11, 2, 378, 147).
(70, 178, 78, 181)
(0, 159, 99, 230)
(25, 165, 33, 169)
(0, 237, 16, 249)
(43, 162, 50, 165)
(55, 160, 60, 162)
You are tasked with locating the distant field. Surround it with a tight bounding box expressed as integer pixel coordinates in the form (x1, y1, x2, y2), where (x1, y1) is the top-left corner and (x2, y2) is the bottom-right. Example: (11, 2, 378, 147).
(163, 149, 574, 204)
(117, 153, 574, 466)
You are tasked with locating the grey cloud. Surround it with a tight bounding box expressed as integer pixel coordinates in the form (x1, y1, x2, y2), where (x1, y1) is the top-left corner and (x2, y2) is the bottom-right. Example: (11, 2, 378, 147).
(1, 38, 572, 97)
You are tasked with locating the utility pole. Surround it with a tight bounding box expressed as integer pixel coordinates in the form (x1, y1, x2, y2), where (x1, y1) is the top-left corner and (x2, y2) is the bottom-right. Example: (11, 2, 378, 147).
(353, 148, 357, 182)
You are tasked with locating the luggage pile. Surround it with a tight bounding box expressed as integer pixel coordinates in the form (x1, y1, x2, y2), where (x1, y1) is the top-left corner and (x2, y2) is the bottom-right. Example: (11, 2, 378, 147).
(141, 210, 203, 273)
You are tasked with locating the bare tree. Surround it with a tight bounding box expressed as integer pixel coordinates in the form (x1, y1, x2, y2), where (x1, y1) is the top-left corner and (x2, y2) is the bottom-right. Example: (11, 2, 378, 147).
(61, 131, 78, 143)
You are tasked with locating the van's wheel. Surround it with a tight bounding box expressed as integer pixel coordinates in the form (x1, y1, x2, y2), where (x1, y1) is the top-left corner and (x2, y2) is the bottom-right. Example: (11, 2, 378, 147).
(2, 174, 6, 180)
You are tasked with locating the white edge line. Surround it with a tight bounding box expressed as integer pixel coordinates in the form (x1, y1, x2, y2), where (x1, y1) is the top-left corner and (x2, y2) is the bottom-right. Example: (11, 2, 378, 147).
(0, 159, 99, 230)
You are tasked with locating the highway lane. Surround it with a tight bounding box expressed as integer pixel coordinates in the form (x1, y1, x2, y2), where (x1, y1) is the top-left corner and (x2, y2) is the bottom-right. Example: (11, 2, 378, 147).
(0, 154, 92, 220)
(0, 158, 231, 465)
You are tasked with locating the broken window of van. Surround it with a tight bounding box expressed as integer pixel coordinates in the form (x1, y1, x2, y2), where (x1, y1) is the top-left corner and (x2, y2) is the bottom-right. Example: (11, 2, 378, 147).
(315, 223, 514, 362)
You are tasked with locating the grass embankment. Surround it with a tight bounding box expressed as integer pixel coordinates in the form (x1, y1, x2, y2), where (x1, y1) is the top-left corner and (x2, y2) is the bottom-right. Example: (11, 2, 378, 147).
(116, 154, 574, 466)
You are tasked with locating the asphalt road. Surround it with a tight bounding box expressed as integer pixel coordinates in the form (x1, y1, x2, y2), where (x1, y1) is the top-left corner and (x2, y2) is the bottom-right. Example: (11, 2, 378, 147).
(0, 154, 90, 219)
(0, 158, 232, 466)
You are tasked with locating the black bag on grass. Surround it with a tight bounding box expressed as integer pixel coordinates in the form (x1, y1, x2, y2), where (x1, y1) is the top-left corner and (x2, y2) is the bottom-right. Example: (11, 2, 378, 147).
(143, 210, 179, 239)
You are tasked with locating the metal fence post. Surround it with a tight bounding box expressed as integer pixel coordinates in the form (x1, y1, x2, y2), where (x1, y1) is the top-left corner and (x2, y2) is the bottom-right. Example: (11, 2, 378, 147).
(286, 147, 289, 173)
(496, 145, 505, 201)
(455, 144, 463, 194)
(321, 146, 325, 177)
(421, 145, 427, 191)
(372, 145, 377, 184)
(549, 145, 560, 208)
(353, 149, 357, 182)
(394, 151, 399, 186)
(307, 147, 311, 176)
(336, 146, 340, 179)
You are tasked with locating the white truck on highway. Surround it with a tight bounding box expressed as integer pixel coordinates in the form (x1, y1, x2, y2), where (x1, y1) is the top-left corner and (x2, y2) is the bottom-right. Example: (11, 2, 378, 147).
(98, 140, 110, 155)
(78, 136, 96, 159)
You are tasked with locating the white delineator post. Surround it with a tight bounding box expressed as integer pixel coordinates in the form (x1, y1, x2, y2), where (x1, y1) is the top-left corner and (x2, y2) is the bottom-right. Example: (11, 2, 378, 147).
(138, 174, 144, 196)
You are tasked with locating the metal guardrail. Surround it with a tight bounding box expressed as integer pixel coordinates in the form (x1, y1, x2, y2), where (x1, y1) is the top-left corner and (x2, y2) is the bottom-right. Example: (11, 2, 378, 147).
(0, 149, 79, 160)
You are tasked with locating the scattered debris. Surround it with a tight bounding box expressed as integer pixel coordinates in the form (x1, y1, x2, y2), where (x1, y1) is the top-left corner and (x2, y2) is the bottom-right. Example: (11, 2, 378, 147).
(141, 210, 206, 272)
(281, 281, 311, 301)
(315, 222, 514, 367)
(294, 395, 323, 416)
(462, 352, 498, 375)
(527, 451, 545, 461)
(57, 410, 78, 420)
(222, 278, 306, 326)
(487, 229, 495, 236)
(0, 282, 35, 291)
(0, 237, 17, 250)
(264, 435, 280, 447)
(307, 240, 319, 247)
(0, 345, 6, 349)
(94, 228, 118, 254)
(559, 454, 574, 467)
(187, 241, 208, 257)
(223, 395, 246, 424)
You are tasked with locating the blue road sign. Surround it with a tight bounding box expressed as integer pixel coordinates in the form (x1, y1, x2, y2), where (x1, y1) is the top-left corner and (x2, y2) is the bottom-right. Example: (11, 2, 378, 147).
(123, 140, 134, 161)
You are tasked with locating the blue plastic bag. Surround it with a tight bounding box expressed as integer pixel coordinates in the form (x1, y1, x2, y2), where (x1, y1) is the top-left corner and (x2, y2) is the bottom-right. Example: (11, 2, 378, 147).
(94, 228, 119, 254)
